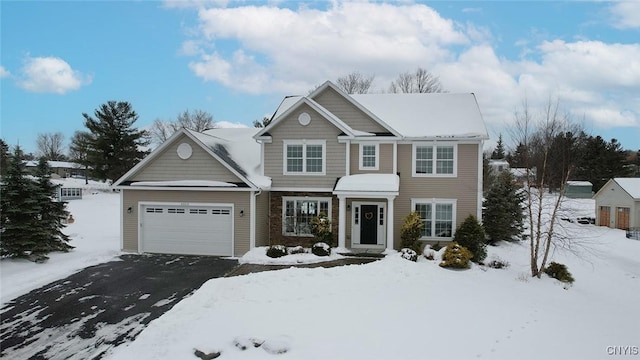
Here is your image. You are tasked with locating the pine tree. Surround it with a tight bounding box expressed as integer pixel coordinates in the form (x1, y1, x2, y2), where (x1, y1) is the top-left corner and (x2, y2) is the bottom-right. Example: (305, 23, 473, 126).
(453, 215, 487, 263)
(491, 134, 506, 159)
(0, 147, 42, 258)
(483, 171, 525, 244)
(79, 101, 150, 181)
(34, 158, 73, 253)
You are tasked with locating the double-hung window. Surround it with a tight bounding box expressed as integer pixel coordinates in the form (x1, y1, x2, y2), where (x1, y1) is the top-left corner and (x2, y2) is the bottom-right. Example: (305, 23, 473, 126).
(412, 199, 456, 238)
(359, 143, 379, 170)
(413, 143, 457, 177)
(283, 140, 326, 175)
(283, 197, 331, 236)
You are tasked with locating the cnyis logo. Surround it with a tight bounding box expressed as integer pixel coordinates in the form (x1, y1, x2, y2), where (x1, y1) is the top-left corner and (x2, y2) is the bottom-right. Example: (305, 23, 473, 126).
(606, 346, 639, 356)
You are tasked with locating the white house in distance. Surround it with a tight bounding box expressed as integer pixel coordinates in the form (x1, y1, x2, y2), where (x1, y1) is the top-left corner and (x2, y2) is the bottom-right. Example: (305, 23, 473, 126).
(593, 178, 640, 230)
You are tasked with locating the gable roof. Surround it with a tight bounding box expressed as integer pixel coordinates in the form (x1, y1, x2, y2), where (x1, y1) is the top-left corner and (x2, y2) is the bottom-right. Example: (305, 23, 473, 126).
(614, 178, 640, 199)
(350, 93, 489, 139)
(114, 128, 270, 189)
(254, 96, 368, 139)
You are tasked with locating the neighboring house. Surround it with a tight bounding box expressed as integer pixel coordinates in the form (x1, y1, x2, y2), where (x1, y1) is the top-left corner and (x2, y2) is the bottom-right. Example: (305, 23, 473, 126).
(25, 160, 85, 178)
(114, 81, 488, 256)
(510, 167, 536, 186)
(593, 178, 640, 230)
(488, 159, 509, 173)
(565, 181, 593, 199)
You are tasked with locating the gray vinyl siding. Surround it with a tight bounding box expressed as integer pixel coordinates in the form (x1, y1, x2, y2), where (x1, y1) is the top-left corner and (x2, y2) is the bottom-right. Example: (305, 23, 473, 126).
(393, 143, 480, 248)
(313, 87, 388, 133)
(255, 191, 270, 246)
(122, 190, 251, 256)
(130, 134, 242, 183)
(350, 143, 394, 174)
(264, 103, 346, 188)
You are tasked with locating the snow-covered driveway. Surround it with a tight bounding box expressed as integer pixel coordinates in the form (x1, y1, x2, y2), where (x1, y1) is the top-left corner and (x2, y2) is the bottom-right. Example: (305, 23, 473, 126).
(0, 254, 237, 360)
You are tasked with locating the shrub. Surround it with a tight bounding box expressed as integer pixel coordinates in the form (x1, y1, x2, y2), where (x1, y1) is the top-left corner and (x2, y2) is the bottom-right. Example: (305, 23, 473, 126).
(486, 257, 510, 269)
(544, 262, 575, 284)
(310, 213, 334, 246)
(453, 215, 487, 263)
(266, 245, 287, 258)
(430, 242, 442, 251)
(399, 248, 418, 262)
(288, 246, 306, 255)
(423, 249, 435, 260)
(439, 242, 473, 269)
(401, 212, 423, 252)
(311, 242, 331, 256)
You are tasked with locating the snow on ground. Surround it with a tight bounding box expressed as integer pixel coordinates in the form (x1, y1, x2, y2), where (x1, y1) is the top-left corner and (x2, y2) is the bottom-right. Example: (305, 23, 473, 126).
(239, 247, 346, 265)
(0, 179, 120, 305)
(108, 198, 640, 360)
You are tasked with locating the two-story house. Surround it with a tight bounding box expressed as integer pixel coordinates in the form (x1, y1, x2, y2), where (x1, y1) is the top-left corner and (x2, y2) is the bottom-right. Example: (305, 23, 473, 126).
(114, 81, 488, 257)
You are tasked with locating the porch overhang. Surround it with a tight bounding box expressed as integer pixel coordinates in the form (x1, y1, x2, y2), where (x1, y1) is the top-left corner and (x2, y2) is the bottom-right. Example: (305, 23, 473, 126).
(332, 174, 399, 197)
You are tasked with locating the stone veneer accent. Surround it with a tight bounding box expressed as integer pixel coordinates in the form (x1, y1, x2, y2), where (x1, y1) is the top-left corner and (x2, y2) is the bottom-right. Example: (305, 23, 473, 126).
(269, 191, 339, 247)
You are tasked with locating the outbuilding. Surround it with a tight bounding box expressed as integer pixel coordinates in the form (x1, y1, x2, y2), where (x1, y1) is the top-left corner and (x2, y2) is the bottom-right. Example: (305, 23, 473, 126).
(593, 178, 640, 230)
(565, 181, 593, 199)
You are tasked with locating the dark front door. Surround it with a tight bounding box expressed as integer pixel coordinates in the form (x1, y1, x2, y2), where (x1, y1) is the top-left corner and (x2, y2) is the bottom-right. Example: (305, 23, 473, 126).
(360, 205, 378, 245)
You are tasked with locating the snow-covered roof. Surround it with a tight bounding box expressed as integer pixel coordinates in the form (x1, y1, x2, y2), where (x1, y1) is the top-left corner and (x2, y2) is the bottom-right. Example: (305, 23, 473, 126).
(190, 128, 271, 189)
(488, 159, 509, 166)
(130, 180, 238, 187)
(614, 178, 640, 199)
(350, 93, 488, 139)
(333, 174, 399, 195)
(25, 160, 83, 169)
(567, 181, 593, 187)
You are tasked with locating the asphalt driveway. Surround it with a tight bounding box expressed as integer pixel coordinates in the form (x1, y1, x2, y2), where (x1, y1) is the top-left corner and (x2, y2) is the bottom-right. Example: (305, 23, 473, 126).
(0, 254, 238, 360)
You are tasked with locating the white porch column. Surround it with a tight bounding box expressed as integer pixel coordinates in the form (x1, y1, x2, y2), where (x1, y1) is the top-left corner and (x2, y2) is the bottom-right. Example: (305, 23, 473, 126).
(338, 195, 347, 249)
(386, 196, 395, 251)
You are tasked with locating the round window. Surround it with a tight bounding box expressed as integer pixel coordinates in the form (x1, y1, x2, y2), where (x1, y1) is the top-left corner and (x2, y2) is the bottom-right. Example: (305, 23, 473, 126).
(298, 112, 311, 126)
(176, 142, 193, 160)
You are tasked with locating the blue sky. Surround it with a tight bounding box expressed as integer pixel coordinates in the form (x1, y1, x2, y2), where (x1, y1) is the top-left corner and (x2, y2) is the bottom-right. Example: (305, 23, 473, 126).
(1, 1, 639, 154)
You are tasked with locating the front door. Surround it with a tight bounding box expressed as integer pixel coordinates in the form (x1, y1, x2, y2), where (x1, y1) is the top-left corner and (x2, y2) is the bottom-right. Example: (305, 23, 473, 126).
(352, 202, 385, 247)
(360, 205, 378, 245)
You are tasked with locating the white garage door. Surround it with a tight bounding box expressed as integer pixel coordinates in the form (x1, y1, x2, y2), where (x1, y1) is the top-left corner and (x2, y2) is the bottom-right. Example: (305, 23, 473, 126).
(141, 204, 233, 256)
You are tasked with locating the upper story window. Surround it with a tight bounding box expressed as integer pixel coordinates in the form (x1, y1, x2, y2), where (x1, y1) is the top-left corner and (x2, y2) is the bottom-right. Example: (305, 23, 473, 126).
(359, 143, 379, 170)
(412, 143, 457, 177)
(283, 140, 326, 175)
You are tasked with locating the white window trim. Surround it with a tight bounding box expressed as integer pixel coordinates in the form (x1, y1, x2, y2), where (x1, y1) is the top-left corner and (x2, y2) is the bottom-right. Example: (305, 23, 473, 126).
(411, 198, 457, 240)
(359, 143, 379, 171)
(411, 142, 457, 177)
(282, 196, 332, 237)
(283, 140, 327, 176)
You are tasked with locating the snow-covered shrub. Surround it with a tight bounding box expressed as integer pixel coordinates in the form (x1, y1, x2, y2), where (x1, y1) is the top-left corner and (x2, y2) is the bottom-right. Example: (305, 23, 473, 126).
(288, 246, 305, 255)
(266, 245, 287, 258)
(401, 211, 423, 252)
(544, 262, 574, 284)
(453, 215, 487, 263)
(423, 249, 435, 260)
(439, 242, 473, 269)
(486, 257, 510, 269)
(310, 212, 334, 246)
(430, 242, 442, 251)
(311, 242, 331, 256)
(400, 248, 418, 262)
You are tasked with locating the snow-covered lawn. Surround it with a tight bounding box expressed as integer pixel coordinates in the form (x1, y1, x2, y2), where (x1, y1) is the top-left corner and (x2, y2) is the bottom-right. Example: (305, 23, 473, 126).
(0, 183, 121, 305)
(108, 199, 640, 360)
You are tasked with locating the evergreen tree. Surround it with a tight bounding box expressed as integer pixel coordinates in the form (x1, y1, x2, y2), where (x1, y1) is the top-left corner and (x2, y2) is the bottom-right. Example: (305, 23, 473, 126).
(0, 139, 9, 177)
(33, 158, 73, 253)
(453, 215, 487, 263)
(78, 101, 150, 181)
(491, 134, 506, 159)
(483, 171, 525, 244)
(0, 147, 43, 259)
(572, 135, 630, 192)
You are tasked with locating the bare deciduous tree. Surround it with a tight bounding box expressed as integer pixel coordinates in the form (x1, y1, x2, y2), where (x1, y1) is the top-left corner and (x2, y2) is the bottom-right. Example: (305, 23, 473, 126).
(150, 109, 215, 145)
(511, 98, 583, 278)
(389, 68, 444, 93)
(36, 132, 66, 160)
(336, 72, 375, 94)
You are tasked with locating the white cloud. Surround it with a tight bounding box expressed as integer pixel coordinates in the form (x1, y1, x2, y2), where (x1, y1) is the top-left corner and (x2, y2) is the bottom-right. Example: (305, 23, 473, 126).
(17, 56, 91, 94)
(186, 2, 468, 93)
(609, 1, 640, 29)
(0, 65, 10, 78)
(216, 120, 249, 128)
(178, 1, 639, 135)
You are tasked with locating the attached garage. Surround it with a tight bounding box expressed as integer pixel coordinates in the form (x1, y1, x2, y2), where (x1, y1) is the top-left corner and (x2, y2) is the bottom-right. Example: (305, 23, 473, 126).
(140, 203, 233, 256)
